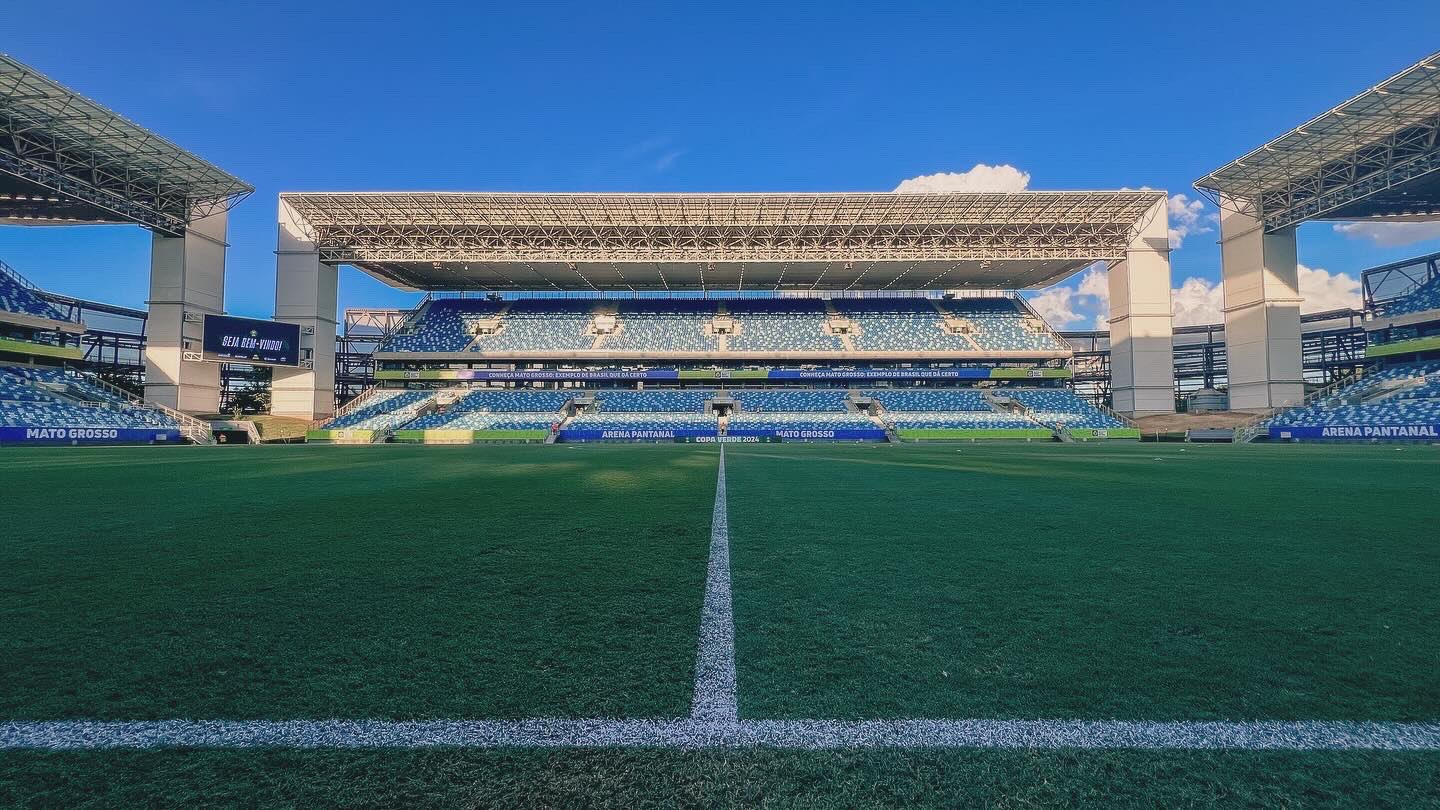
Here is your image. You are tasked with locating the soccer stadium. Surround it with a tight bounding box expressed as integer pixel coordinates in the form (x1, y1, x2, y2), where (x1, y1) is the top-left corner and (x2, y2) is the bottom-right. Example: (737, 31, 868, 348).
(3, 25, 1440, 807)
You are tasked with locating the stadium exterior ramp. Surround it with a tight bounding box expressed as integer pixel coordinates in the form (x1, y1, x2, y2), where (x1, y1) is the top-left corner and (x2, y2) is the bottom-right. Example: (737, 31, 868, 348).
(1196, 50, 1440, 411)
(275, 190, 1176, 418)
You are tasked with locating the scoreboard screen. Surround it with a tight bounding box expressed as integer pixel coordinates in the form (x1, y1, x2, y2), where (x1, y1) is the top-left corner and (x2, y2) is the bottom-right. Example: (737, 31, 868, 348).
(201, 315, 301, 366)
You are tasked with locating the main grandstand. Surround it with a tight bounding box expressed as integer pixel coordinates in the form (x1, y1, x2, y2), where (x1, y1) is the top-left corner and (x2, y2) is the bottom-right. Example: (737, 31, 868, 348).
(295, 190, 1171, 443)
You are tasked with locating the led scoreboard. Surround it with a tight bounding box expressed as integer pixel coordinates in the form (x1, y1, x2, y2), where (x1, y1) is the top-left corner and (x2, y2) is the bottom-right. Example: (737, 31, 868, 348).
(201, 314, 301, 366)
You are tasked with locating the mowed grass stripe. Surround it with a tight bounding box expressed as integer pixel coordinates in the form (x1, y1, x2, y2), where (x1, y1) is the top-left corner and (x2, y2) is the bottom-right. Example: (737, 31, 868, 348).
(5, 748, 1439, 807)
(726, 442, 1440, 721)
(0, 445, 719, 720)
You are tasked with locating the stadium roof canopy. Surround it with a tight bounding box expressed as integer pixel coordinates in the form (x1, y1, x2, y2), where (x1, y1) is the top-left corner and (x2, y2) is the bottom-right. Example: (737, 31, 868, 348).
(1195, 51, 1440, 232)
(281, 190, 1164, 292)
(0, 53, 252, 237)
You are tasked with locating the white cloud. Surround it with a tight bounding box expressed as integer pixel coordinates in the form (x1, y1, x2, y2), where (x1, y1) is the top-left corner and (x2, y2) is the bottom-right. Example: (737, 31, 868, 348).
(1171, 277, 1226, 327)
(1297, 263, 1362, 312)
(652, 149, 686, 172)
(1121, 187, 1218, 249)
(893, 164, 1031, 194)
(1076, 268, 1111, 329)
(1026, 286, 1083, 327)
(1159, 264, 1360, 329)
(1030, 259, 1360, 333)
(1167, 193, 1217, 249)
(1024, 265, 1108, 329)
(1077, 267, 1109, 307)
(1333, 220, 1440, 248)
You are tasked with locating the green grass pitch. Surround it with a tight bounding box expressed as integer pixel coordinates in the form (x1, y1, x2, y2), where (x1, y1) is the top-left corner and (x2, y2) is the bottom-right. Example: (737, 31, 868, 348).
(2, 441, 1438, 805)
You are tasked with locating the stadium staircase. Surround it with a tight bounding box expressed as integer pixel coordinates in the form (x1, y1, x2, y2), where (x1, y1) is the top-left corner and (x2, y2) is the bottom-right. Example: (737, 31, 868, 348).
(68, 367, 216, 445)
(1357, 376, 1425, 404)
(371, 393, 438, 442)
(820, 299, 860, 352)
(394, 294, 434, 339)
(459, 301, 513, 352)
(328, 384, 390, 424)
(1231, 373, 1357, 443)
(1013, 294, 1070, 348)
(929, 299, 983, 351)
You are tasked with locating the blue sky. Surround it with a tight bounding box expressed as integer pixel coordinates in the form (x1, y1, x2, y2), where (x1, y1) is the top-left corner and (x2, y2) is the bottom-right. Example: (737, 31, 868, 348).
(3, 1, 1440, 330)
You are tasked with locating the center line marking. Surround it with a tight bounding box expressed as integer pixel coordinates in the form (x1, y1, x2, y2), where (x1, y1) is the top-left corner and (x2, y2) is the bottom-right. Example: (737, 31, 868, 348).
(4, 719, 1439, 751)
(691, 445, 738, 721)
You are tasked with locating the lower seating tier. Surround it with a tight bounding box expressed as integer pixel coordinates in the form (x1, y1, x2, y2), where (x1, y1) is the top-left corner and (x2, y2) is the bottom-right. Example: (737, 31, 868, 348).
(1, 365, 179, 434)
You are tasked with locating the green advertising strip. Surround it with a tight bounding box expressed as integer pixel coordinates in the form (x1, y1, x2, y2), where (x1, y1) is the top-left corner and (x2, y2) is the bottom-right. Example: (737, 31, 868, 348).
(1069, 428, 1141, 440)
(0, 337, 83, 360)
(305, 429, 375, 443)
(989, 367, 1073, 379)
(1366, 335, 1440, 358)
(677, 368, 770, 379)
(897, 428, 1055, 441)
(391, 429, 549, 444)
(374, 369, 456, 380)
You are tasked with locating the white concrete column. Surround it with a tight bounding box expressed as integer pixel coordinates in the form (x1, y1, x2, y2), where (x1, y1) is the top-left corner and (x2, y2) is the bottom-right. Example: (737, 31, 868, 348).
(271, 197, 338, 420)
(1108, 196, 1176, 415)
(1218, 197, 1304, 411)
(143, 210, 228, 414)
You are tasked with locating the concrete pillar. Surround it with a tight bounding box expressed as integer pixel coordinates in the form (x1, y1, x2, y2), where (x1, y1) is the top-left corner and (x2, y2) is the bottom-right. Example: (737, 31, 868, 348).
(143, 210, 228, 414)
(1218, 197, 1304, 411)
(1108, 197, 1176, 415)
(270, 198, 338, 420)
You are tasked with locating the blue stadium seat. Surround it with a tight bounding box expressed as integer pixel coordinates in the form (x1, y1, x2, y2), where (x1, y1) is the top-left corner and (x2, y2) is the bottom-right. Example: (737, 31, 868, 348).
(471, 299, 597, 353)
(605, 300, 718, 352)
(324, 390, 431, 430)
(0, 366, 178, 431)
(726, 299, 842, 351)
(380, 299, 506, 352)
(863, 388, 990, 412)
(1270, 361, 1440, 434)
(0, 265, 69, 322)
(732, 389, 849, 412)
(406, 389, 573, 430)
(596, 389, 714, 412)
(1382, 276, 1440, 317)
(1003, 389, 1127, 429)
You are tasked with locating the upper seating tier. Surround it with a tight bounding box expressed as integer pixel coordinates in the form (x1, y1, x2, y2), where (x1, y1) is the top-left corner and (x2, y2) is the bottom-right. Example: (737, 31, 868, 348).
(378, 296, 1069, 356)
(1380, 276, 1440, 318)
(0, 267, 69, 323)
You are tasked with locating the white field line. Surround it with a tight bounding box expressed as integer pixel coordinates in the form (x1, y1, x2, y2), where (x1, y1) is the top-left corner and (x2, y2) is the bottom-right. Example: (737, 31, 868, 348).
(3, 719, 1440, 751)
(7, 446, 1440, 752)
(691, 445, 738, 721)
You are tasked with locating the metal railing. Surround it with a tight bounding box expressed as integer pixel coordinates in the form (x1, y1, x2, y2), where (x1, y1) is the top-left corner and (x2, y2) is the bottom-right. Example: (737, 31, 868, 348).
(65, 366, 215, 445)
(1231, 372, 1362, 444)
(1095, 399, 1137, 428)
(327, 383, 394, 423)
(0, 258, 82, 323)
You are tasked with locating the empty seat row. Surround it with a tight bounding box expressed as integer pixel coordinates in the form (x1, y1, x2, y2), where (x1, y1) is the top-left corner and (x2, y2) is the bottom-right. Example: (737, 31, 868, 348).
(378, 296, 1069, 355)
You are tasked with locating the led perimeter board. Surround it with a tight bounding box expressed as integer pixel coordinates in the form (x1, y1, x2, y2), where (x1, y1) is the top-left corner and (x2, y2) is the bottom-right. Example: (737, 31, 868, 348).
(201, 314, 300, 366)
